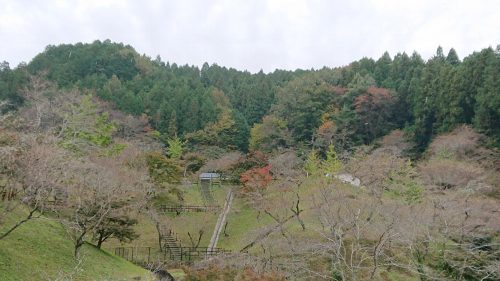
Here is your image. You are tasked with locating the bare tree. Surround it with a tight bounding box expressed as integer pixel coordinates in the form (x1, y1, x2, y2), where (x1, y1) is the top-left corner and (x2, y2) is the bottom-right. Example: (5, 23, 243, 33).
(146, 206, 166, 252)
(0, 135, 63, 240)
(61, 155, 147, 258)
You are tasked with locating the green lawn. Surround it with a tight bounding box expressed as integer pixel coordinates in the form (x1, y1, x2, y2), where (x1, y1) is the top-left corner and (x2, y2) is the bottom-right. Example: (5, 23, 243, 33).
(0, 207, 153, 281)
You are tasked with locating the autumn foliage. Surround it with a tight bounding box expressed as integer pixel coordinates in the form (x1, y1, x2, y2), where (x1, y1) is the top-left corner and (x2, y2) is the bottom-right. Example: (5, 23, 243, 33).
(354, 87, 396, 143)
(240, 164, 273, 193)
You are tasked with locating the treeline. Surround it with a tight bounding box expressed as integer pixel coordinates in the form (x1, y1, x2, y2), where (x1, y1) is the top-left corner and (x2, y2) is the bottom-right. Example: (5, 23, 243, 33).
(253, 46, 500, 155)
(2, 40, 499, 153)
(21, 40, 298, 151)
(0, 61, 26, 112)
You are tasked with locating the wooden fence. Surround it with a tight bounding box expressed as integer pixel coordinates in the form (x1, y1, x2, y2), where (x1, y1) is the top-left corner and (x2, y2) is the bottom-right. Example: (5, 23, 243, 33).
(158, 205, 221, 214)
(164, 246, 231, 261)
(113, 246, 161, 266)
(113, 246, 230, 264)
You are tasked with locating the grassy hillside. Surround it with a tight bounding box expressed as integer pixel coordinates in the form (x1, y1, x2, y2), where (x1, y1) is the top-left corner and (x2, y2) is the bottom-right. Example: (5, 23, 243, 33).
(0, 207, 153, 281)
(105, 183, 232, 250)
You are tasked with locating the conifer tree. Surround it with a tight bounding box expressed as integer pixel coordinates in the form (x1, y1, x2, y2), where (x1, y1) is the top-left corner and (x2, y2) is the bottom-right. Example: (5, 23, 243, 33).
(446, 48, 460, 65)
(304, 149, 320, 177)
(322, 144, 342, 175)
(166, 136, 185, 159)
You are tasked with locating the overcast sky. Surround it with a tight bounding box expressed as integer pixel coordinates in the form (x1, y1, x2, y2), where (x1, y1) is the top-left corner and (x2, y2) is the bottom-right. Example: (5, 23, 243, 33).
(1, 0, 500, 72)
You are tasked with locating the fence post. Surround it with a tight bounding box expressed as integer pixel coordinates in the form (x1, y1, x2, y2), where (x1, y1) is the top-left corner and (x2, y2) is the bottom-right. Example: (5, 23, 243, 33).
(131, 247, 134, 262)
(147, 247, 151, 264)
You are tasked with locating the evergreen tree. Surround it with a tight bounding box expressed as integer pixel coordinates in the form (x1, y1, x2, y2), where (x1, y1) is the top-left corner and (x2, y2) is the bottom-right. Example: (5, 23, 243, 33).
(322, 144, 342, 174)
(474, 50, 500, 144)
(446, 48, 460, 65)
(304, 149, 320, 177)
(167, 110, 178, 137)
(0, 61, 26, 111)
(166, 136, 185, 159)
(374, 51, 393, 87)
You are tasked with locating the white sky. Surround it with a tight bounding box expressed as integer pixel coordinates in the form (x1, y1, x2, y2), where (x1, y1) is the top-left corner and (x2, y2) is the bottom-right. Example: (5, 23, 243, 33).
(1, 0, 499, 72)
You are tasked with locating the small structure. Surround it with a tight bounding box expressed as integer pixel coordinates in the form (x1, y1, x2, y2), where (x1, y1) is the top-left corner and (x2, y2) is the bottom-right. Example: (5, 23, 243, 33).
(199, 172, 220, 180)
(199, 172, 222, 186)
(198, 172, 221, 205)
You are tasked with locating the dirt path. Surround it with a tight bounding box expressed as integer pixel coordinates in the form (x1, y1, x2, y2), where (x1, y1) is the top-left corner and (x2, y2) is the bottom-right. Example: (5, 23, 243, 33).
(208, 189, 234, 251)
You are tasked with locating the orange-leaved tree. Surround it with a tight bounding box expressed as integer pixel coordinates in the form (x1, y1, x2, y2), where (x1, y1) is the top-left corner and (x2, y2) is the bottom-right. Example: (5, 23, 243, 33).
(240, 164, 273, 193)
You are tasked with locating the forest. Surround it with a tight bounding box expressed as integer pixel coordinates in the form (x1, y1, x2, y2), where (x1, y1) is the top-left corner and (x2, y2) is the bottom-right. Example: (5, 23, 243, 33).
(3, 41, 499, 153)
(0, 41, 499, 281)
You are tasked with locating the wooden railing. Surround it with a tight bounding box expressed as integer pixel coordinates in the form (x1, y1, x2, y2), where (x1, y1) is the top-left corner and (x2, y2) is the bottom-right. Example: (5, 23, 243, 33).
(158, 205, 221, 213)
(165, 245, 230, 261)
(113, 246, 230, 264)
(113, 246, 161, 266)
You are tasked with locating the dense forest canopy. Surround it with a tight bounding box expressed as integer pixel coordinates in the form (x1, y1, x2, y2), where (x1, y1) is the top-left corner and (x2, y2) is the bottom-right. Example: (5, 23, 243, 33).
(1, 40, 499, 153)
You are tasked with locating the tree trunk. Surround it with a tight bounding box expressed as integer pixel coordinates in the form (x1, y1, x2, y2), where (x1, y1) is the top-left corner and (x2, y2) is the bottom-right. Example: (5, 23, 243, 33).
(96, 234, 104, 249)
(74, 231, 87, 259)
(291, 194, 305, 230)
(155, 222, 163, 251)
(0, 207, 38, 240)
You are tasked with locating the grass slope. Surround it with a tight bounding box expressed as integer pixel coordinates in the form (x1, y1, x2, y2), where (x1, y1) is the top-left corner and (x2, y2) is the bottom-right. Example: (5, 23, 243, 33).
(0, 207, 153, 281)
(106, 184, 230, 250)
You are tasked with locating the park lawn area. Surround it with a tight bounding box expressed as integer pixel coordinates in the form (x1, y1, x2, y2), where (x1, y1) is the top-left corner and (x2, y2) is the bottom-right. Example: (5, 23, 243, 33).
(106, 184, 232, 250)
(217, 197, 273, 251)
(217, 177, 373, 252)
(0, 206, 153, 281)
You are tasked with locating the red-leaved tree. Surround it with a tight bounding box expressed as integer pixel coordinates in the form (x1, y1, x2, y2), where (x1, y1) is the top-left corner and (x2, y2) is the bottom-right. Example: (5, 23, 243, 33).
(240, 164, 273, 194)
(354, 87, 395, 143)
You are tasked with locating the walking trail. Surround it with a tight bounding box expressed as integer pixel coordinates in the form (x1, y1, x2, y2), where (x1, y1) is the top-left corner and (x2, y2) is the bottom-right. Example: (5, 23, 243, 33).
(208, 189, 234, 251)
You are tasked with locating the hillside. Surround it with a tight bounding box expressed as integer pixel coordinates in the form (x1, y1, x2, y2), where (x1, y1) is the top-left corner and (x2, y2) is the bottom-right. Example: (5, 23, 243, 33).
(0, 41, 499, 281)
(0, 207, 152, 281)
